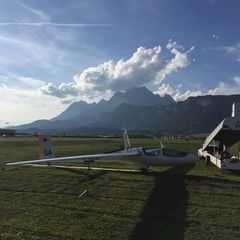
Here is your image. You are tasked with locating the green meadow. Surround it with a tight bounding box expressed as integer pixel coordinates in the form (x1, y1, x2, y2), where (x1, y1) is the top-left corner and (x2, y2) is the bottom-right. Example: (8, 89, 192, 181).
(0, 137, 240, 240)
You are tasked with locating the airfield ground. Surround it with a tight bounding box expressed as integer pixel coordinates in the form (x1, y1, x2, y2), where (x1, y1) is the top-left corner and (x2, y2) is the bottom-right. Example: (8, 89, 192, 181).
(0, 137, 240, 240)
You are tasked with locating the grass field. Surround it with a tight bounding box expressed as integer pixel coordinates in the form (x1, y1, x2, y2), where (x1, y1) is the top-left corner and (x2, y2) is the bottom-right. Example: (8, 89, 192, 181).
(1, 137, 240, 239)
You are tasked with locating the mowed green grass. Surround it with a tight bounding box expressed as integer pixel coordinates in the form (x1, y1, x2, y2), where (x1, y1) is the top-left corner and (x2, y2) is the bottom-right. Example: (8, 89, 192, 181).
(0, 137, 240, 240)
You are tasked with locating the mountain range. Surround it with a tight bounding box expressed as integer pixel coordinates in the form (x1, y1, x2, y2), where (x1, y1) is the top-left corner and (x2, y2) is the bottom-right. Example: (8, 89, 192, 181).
(13, 87, 240, 136)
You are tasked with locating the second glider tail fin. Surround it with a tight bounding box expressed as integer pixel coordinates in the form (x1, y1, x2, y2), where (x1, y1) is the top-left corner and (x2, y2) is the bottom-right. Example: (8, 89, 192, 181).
(123, 128, 131, 151)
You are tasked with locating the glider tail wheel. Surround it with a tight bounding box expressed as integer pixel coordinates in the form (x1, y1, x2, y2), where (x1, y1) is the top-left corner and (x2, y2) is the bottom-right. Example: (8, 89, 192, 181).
(140, 166, 149, 173)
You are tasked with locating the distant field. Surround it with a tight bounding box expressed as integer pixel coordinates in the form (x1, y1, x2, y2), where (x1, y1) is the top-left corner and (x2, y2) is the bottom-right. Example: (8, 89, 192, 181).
(1, 137, 240, 239)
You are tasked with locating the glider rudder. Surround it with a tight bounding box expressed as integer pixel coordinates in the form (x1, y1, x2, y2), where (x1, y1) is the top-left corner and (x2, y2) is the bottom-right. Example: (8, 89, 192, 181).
(38, 135, 55, 159)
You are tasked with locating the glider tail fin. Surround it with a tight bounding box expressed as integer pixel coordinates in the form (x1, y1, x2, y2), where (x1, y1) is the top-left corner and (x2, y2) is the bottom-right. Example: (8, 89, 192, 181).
(123, 128, 131, 150)
(38, 135, 55, 159)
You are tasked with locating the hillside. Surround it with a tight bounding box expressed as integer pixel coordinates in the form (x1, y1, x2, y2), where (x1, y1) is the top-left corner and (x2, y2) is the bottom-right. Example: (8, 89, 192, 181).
(13, 87, 240, 135)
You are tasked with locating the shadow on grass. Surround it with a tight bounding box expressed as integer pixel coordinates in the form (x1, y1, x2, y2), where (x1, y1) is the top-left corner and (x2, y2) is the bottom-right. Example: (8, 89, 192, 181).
(55, 167, 106, 183)
(185, 174, 240, 188)
(129, 164, 194, 240)
(227, 170, 240, 177)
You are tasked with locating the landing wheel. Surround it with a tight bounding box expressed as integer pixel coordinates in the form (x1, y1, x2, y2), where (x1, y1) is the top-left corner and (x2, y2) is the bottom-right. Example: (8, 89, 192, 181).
(140, 168, 149, 173)
(205, 156, 210, 166)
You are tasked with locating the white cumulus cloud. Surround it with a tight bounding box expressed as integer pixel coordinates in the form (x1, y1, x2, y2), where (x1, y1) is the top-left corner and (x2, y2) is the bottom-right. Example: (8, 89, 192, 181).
(40, 41, 194, 101)
(155, 83, 203, 102)
(40, 82, 79, 98)
(155, 75, 240, 101)
(207, 79, 240, 95)
(154, 45, 193, 84)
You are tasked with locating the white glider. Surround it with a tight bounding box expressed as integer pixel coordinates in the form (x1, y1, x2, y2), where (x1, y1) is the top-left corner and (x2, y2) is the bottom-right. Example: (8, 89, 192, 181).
(2, 129, 198, 172)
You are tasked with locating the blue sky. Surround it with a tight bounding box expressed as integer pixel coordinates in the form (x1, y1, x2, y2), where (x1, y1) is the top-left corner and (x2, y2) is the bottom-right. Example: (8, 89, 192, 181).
(0, 0, 240, 126)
